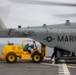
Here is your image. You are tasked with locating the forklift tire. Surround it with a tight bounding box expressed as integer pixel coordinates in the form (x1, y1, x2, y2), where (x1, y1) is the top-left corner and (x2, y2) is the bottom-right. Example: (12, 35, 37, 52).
(32, 52, 43, 63)
(6, 52, 17, 63)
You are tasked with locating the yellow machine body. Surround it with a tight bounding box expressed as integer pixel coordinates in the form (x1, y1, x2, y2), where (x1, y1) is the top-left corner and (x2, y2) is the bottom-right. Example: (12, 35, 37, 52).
(0, 40, 47, 63)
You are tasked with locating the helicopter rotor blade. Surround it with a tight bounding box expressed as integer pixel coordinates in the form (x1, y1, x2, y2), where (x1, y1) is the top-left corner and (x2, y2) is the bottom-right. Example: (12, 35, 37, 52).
(9, 0, 76, 7)
(54, 13, 76, 18)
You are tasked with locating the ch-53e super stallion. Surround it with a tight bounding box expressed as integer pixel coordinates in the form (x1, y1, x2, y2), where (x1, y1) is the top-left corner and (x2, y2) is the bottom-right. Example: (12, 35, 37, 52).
(0, 0, 76, 63)
(1, 19, 76, 63)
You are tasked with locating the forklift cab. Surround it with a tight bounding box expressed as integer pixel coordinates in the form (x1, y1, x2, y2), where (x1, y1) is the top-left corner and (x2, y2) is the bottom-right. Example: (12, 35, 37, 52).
(22, 40, 38, 53)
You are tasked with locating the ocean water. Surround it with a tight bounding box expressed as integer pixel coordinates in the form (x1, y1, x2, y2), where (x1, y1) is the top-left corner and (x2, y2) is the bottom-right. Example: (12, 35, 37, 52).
(0, 44, 53, 56)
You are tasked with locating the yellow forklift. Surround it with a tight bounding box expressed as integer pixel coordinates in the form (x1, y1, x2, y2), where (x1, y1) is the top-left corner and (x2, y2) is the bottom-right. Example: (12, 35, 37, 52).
(0, 40, 46, 63)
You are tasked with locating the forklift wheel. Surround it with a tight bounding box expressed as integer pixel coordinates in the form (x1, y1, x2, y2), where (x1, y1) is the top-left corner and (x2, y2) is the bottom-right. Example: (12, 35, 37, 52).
(32, 52, 43, 63)
(6, 52, 17, 63)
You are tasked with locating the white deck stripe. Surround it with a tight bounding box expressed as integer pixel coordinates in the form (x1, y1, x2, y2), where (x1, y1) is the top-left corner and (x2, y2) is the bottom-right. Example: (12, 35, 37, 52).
(41, 62, 76, 69)
(59, 60, 70, 75)
(40, 63, 59, 66)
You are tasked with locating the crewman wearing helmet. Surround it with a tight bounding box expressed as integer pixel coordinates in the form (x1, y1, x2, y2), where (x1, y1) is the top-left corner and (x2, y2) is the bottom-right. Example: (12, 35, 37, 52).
(24, 43, 31, 53)
(24, 43, 29, 51)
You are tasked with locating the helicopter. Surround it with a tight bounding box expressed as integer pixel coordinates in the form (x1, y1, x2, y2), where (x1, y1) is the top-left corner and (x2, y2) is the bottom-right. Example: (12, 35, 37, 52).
(0, 0, 76, 62)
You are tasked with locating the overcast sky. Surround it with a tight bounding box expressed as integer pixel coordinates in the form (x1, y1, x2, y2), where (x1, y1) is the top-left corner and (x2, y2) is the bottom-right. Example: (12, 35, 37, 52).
(0, 0, 76, 44)
(0, 0, 76, 28)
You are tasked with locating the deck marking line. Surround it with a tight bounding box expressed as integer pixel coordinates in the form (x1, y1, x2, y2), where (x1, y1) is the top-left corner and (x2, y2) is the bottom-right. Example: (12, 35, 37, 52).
(59, 60, 70, 75)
